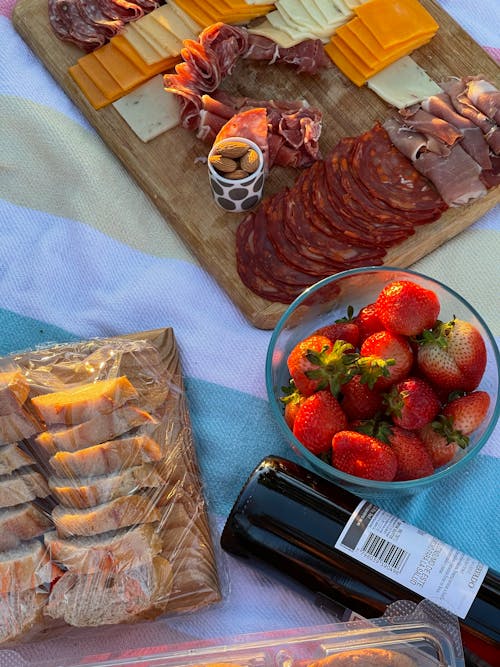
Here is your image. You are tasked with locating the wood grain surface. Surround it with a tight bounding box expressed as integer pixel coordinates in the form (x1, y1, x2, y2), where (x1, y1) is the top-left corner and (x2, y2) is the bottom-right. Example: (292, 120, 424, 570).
(12, 0, 500, 329)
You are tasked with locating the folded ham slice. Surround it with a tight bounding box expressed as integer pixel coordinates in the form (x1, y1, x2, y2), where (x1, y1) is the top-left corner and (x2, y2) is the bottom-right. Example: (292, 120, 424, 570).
(0, 588, 47, 645)
(414, 144, 487, 206)
(0, 409, 41, 446)
(0, 443, 35, 476)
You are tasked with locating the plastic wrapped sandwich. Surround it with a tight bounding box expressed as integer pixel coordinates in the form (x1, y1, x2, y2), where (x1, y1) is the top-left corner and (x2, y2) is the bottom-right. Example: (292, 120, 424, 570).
(0, 328, 221, 645)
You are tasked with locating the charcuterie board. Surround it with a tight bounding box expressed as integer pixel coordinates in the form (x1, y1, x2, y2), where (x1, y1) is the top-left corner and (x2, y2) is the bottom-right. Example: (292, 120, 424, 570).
(12, 0, 500, 329)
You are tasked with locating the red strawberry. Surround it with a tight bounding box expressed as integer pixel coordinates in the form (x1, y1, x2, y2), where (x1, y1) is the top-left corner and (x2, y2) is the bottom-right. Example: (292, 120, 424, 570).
(287, 335, 358, 397)
(331, 430, 398, 481)
(359, 331, 413, 390)
(341, 375, 384, 421)
(416, 318, 487, 393)
(293, 390, 348, 455)
(383, 425, 434, 480)
(313, 321, 360, 349)
(375, 280, 440, 336)
(350, 419, 434, 480)
(442, 391, 490, 435)
(355, 302, 384, 343)
(280, 380, 307, 429)
(383, 377, 441, 430)
(419, 423, 459, 468)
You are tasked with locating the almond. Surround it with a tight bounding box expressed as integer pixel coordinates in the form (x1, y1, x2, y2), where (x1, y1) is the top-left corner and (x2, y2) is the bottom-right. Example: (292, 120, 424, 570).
(209, 155, 238, 173)
(240, 148, 260, 174)
(217, 141, 250, 159)
(226, 169, 250, 180)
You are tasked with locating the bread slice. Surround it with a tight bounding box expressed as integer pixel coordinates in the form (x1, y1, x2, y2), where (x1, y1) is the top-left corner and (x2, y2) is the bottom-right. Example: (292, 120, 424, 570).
(35, 405, 158, 455)
(45, 555, 173, 626)
(52, 494, 160, 538)
(0, 409, 40, 446)
(0, 468, 50, 509)
(31, 376, 139, 426)
(0, 540, 52, 594)
(0, 443, 35, 476)
(49, 462, 165, 508)
(0, 588, 47, 645)
(0, 502, 52, 551)
(49, 434, 162, 477)
(45, 522, 163, 573)
(0, 371, 30, 416)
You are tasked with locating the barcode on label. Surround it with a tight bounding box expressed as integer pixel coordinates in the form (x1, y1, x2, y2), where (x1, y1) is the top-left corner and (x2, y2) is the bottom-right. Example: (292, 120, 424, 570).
(362, 532, 408, 573)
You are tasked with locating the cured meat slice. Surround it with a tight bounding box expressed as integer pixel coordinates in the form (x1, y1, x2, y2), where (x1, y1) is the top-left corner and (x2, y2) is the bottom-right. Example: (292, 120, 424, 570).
(0, 503, 52, 551)
(398, 107, 463, 147)
(0, 371, 30, 415)
(98, 0, 144, 21)
(0, 443, 35, 476)
(244, 34, 331, 75)
(350, 123, 447, 216)
(49, 0, 108, 52)
(414, 144, 487, 206)
(199, 22, 249, 78)
(265, 189, 337, 276)
(78, 0, 123, 39)
(441, 78, 496, 135)
(215, 108, 269, 172)
(465, 77, 500, 124)
(180, 40, 222, 93)
(236, 210, 312, 304)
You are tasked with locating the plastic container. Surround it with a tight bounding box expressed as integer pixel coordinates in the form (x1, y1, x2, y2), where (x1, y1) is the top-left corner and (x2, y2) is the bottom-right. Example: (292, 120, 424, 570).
(54, 618, 462, 667)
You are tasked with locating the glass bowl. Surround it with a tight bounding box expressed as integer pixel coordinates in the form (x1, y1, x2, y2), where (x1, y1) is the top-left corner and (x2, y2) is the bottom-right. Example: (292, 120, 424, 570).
(265, 266, 500, 495)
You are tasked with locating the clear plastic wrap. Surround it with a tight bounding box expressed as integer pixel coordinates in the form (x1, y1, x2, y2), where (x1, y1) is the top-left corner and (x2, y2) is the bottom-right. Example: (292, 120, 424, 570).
(0, 328, 222, 645)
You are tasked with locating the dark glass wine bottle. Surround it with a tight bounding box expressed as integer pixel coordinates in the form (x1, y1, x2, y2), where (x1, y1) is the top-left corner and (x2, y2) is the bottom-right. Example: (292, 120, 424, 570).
(221, 456, 500, 663)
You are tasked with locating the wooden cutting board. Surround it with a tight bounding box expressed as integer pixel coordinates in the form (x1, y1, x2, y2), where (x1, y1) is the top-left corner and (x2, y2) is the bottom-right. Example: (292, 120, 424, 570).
(12, 0, 500, 329)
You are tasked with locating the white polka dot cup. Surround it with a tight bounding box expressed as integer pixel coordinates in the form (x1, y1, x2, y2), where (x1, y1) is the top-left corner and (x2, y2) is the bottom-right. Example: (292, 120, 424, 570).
(208, 137, 265, 213)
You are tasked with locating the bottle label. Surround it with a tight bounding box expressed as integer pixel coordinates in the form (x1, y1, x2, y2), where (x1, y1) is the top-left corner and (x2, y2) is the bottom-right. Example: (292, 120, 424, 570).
(335, 500, 487, 619)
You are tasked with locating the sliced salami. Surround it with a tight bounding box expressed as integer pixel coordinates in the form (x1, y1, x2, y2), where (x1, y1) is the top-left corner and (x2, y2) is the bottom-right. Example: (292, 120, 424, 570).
(350, 124, 447, 215)
(49, 0, 108, 51)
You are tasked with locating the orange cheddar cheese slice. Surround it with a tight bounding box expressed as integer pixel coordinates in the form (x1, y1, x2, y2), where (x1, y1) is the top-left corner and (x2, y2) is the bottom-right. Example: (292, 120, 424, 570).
(354, 0, 439, 49)
(111, 34, 180, 77)
(324, 41, 367, 87)
(347, 16, 436, 59)
(331, 33, 432, 79)
(68, 65, 110, 110)
(336, 23, 380, 69)
(77, 54, 123, 100)
(93, 43, 145, 91)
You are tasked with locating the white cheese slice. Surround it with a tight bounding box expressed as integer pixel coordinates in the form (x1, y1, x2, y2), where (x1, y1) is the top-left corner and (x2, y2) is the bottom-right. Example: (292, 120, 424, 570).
(153, 4, 200, 42)
(121, 24, 165, 66)
(329, 0, 354, 18)
(112, 75, 181, 143)
(309, 0, 348, 26)
(248, 18, 303, 48)
(367, 56, 443, 109)
(168, 1, 204, 33)
(276, 0, 335, 40)
(135, 13, 183, 56)
(266, 10, 318, 41)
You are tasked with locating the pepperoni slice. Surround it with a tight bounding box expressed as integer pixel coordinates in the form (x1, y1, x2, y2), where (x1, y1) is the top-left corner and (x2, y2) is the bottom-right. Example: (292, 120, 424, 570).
(351, 123, 448, 215)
